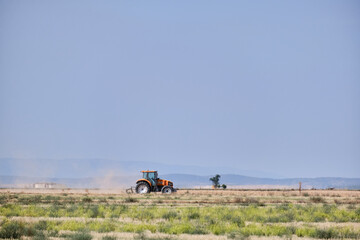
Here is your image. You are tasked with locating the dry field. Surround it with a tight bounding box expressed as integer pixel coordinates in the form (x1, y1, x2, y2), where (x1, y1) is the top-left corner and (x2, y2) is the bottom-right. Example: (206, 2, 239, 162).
(0, 188, 359, 239)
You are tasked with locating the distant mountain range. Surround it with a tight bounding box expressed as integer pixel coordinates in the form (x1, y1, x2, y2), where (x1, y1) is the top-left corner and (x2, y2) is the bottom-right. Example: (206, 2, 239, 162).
(163, 174, 360, 189)
(1, 158, 359, 189)
(0, 158, 283, 178)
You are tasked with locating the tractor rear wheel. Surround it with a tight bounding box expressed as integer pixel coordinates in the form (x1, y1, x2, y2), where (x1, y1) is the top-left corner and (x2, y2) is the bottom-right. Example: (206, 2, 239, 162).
(161, 186, 173, 194)
(136, 182, 150, 194)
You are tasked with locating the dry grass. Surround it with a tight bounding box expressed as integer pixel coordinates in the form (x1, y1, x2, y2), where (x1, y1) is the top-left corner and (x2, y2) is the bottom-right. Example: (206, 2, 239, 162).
(1, 188, 360, 207)
(0, 188, 359, 239)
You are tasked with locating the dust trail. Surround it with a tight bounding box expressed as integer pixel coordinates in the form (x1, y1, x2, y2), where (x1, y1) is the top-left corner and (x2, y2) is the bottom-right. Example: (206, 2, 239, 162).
(0, 158, 138, 189)
(91, 170, 123, 189)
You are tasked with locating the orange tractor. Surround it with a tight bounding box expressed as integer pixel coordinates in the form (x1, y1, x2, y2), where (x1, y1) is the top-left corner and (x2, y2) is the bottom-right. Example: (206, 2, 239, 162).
(129, 170, 176, 194)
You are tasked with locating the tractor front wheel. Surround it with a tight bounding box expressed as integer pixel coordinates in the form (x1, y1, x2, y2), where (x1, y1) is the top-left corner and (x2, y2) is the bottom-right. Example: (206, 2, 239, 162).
(161, 186, 173, 194)
(136, 182, 150, 194)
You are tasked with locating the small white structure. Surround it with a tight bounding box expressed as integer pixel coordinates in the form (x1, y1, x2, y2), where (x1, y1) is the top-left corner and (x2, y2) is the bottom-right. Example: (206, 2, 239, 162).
(33, 182, 67, 189)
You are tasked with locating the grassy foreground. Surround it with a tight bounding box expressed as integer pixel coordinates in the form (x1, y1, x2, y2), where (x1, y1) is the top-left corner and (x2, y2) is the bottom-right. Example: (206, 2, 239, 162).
(0, 189, 359, 239)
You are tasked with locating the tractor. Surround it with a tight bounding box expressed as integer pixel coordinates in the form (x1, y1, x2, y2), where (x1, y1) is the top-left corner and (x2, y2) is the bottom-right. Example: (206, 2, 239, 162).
(134, 170, 176, 194)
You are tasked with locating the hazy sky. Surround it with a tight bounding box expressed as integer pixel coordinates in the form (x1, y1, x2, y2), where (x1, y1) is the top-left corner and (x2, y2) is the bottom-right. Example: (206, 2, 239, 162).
(0, 1, 359, 178)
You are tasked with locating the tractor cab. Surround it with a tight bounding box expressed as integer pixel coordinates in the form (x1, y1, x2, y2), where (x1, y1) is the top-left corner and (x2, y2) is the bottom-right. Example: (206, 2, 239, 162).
(142, 170, 158, 187)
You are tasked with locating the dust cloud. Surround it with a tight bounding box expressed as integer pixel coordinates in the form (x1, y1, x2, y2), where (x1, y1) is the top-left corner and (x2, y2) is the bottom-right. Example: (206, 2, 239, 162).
(1, 158, 138, 189)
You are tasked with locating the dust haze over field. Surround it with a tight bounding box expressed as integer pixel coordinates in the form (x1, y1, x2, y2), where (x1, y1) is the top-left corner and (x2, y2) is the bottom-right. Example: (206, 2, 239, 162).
(0, 158, 136, 189)
(1, 159, 360, 189)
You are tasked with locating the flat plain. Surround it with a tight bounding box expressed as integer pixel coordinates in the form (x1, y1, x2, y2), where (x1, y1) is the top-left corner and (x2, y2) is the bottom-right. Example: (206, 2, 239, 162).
(0, 188, 359, 239)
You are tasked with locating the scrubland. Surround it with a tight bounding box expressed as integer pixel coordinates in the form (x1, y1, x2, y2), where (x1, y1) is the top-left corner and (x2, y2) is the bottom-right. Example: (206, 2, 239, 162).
(0, 189, 359, 239)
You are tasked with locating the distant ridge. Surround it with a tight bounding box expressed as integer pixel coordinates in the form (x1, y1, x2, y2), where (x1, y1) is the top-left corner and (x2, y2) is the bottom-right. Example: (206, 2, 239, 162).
(162, 174, 360, 189)
(0, 158, 281, 178)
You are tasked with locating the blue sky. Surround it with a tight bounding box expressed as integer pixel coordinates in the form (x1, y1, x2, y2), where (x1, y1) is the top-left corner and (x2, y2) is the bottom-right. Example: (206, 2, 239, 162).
(0, 1, 359, 178)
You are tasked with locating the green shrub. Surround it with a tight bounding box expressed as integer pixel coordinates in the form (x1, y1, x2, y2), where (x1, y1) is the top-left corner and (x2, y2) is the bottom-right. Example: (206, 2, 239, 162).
(48, 205, 61, 217)
(161, 222, 203, 234)
(58, 220, 87, 231)
(35, 220, 48, 231)
(89, 220, 116, 232)
(33, 231, 49, 240)
(18, 195, 42, 204)
(312, 228, 336, 239)
(162, 211, 178, 220)
(0, 194, 7, 204)
(44, 195, 60, 202)
(87, 205, 104, 218)
(310, 196, 325, 203)
(68, 230, 93, 240)
(125, 197, 138, 203)
(229, 215, 245, 227)
(102, 236, 117, 240)
(0, 204, 22, 217)
(239, 224, 295, 237)
(120, 223, 157, 233)
(0, 220, 26, 239)
(311, 212, 327, 222)
(184, 208, 200, 220)
(296, 226, 360, 239)
(82, 197, 93, 203)
(24, 225, 37, 236)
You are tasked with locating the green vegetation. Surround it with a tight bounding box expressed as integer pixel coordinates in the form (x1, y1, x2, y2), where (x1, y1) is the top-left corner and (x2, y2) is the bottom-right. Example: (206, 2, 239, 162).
(62, 230, 93, 240)
(0, 191, 359, 239)
(1, 218, 359, 239)
(1, 203, 358, 223)
(102, 236, 117, 240)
